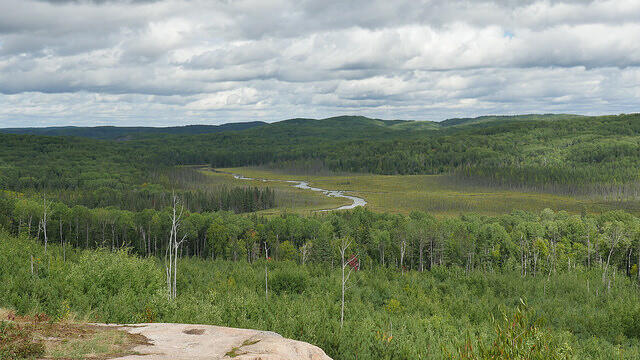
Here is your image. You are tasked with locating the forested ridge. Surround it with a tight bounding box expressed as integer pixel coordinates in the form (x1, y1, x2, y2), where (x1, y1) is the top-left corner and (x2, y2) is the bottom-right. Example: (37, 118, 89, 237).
(0, 134, 275, 213)
(3, 113, 640, 199)
(0, 121, 267, 140)
(2, 113, 640, 271)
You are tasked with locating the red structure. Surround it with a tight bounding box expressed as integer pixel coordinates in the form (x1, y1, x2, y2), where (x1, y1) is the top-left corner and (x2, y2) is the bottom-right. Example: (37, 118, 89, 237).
(347, 254, 360, 270)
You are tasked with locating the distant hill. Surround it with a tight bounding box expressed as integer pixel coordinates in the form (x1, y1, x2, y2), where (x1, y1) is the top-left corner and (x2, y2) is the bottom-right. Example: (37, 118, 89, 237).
(219, 115, 442, 143)
(0, 116, 430, 140)
(253, 115, 442, 136)
(0, 114, 586, 141)
(0, 115, 440, 141)
(438, 114, 584, 127)
(0, 121, 267, 140)
(273, 115, 422, 128)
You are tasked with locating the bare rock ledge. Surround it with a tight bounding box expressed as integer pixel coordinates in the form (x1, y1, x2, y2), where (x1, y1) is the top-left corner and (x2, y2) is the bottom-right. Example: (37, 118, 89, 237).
(110, 323, 333, 360)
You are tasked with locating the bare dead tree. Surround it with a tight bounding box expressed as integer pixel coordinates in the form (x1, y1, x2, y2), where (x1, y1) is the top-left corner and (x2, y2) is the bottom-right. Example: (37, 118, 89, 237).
(399, 238, 406, 274)
(264, 240, 270, 300)
(603, 222, 624, 288)
(166, 193, 187, 300)
(300, 241, 312, 265)
(41, 196, 50, 254)
(339, 237, 356, 328)
(419, 237, 425, 272)
(637, 236, 640, 283)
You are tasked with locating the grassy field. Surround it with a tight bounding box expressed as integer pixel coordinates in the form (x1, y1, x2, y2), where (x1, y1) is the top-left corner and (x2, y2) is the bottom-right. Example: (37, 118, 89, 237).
(196, 167, 348, 214)
(212, 167, 640, 216)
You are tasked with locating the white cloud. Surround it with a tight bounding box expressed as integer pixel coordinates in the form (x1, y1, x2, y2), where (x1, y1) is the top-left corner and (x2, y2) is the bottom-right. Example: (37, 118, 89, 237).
(0, 0, 638, 126)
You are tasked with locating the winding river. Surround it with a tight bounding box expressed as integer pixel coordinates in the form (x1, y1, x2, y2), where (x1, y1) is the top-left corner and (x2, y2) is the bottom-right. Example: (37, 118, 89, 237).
(231, 173, 367, 211)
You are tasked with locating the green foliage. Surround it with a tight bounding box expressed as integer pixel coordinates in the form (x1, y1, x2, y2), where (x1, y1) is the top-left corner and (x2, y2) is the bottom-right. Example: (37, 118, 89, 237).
(4, 113, 640, 359)
(269, 269, 308, 294)
(448, 300, 573, 360)
(3, 192, 640, 282)
(0, 322, 45, 360)
(622, 306, 640, 340)
(0, 234, 164, 323)
(5, 114, 640, 207)
(278, 241, 297, 261)
(2, 233, 640, 359)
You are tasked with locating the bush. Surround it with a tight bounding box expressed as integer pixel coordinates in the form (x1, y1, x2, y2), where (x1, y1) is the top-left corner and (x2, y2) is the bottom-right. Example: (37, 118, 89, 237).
(0, 235, 166, 323)
(447, 300, 573, 360)
(622, 305, 640, 340)
(269, 270, 308, 294)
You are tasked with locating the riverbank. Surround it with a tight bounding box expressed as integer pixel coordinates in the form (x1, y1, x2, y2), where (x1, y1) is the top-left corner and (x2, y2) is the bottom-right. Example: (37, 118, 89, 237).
(228, 172, 367, 211)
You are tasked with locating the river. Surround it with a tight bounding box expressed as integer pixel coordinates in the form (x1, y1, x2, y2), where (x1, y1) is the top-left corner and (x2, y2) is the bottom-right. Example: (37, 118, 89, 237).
(231, 173, 367, 211)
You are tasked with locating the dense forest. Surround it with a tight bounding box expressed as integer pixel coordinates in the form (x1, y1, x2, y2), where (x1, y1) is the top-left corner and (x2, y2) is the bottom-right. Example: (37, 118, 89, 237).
(1, 192, 639, 282)
(2, 114, 640, 200)
(2, 113, 640, 359)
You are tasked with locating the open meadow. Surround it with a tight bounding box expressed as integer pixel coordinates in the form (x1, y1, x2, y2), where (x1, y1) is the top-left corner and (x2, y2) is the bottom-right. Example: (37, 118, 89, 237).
(211, 167, 639, 216)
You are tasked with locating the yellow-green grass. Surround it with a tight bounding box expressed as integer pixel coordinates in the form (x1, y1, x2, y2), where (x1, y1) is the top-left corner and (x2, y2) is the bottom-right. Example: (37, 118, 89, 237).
(216, 167, 640, 216)
(196, 167, 348, 214)
(46, 327, 140, 359)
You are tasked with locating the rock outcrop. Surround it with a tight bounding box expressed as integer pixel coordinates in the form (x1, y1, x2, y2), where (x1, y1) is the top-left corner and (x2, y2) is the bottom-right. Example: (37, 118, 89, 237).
(112, 323, 332, 360)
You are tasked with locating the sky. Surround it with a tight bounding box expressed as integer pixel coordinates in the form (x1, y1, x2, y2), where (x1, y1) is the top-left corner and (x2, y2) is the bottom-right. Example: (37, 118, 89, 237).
(0, 0, 639, 127)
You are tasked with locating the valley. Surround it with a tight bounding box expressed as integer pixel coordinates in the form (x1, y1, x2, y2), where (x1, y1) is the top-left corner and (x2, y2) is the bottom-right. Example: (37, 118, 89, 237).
(2, 114, 640, 360)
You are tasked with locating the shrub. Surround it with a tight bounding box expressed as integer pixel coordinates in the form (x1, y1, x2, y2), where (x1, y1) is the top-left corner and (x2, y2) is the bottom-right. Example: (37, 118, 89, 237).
(447, 299, 573, 360)
(622, 305, 640, 340)
(269, 270, 307, 294)
(0, 236, 166, 324)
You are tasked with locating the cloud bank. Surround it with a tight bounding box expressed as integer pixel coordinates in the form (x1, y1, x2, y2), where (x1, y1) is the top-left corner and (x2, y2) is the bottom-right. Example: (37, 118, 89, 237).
(1, 0, 639, 126)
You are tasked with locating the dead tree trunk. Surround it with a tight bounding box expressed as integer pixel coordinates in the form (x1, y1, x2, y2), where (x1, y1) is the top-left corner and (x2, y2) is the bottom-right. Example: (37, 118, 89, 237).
(340, 237, 355, 329)
(264, 241, 270, 300)
(399, 239, 406, 274)
(419, 239, 424, 272)
(166, 193, 186, 301)
(637, 237, 640, 282)
(300, 242, 311, 265)
(42, 197, 49, 254)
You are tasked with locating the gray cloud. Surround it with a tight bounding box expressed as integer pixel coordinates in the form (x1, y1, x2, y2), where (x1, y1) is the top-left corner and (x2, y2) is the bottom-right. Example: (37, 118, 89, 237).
(0, 0, 639, 126)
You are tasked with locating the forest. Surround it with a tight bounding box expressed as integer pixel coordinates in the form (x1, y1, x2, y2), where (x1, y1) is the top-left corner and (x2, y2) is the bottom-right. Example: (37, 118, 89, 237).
(3, 114, 640, 199)
(1, 193, 640, 279)
(2, 113, 640, 359)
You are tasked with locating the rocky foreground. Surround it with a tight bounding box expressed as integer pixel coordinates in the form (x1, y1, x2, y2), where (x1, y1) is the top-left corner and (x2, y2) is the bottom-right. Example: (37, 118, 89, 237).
(111, 323, 333, 360)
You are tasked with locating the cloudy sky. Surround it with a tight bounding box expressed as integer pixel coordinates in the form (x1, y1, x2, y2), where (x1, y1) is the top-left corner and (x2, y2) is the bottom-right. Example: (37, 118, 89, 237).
(1, 0, 639, 127)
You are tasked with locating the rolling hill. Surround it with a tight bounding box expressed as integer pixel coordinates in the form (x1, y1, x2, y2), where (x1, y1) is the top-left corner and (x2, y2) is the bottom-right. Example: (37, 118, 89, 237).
(0, 121, 267, 140)
(2, 113, 579, 140)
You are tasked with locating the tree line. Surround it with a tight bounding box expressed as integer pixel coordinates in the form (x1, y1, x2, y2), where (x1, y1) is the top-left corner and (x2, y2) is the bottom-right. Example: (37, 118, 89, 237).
(2, 192, 639, 286)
